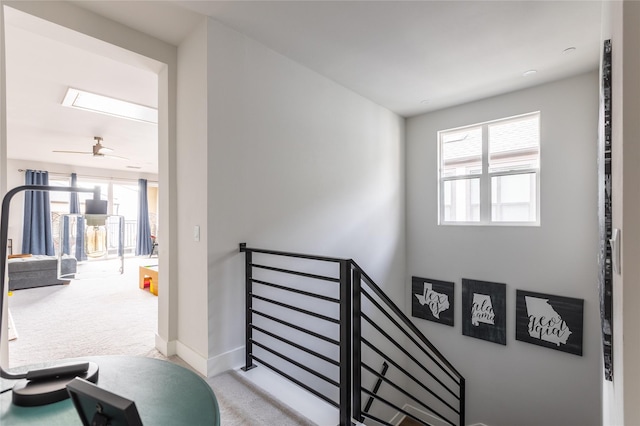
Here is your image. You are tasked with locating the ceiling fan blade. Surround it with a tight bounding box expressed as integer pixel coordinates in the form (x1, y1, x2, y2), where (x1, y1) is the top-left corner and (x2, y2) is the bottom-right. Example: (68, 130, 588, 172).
(54, 137, 125, 159)
(52, 150, 92, 154)
(97, 146, 114, 154)
(103, 154, 129, 161)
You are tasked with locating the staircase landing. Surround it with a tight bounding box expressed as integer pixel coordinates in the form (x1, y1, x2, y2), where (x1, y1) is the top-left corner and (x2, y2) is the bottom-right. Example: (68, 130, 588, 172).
(238, 365, 338, 425)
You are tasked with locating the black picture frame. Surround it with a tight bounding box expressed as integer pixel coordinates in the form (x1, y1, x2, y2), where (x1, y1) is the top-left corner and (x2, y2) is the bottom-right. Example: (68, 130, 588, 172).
(411, 276, 454, 326)
(515, 290, 584, 356)
(66, 377, 143, 426)
(461, 279, 506, 345)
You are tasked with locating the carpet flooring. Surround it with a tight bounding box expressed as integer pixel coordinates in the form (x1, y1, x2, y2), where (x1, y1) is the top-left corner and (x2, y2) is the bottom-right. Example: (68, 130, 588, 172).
(7, 256, 313, 425)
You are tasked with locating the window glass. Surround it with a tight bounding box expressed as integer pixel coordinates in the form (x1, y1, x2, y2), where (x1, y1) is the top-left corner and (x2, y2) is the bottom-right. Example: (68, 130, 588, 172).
(48, 177, 71, 213)
(439, 112, 540, 225)
(491, 173, 537, 222)
(442, 178, 480, 222)
(441, 127, 482, 177)
(489, 115, 539, 173)
(112, 184, 138, 220)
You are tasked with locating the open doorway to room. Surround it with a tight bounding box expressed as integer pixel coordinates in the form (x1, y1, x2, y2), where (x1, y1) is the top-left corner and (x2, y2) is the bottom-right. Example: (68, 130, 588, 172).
(2, 5, 164, 368)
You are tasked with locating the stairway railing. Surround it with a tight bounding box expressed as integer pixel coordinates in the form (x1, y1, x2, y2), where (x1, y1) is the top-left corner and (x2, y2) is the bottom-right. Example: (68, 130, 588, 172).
(239, 243, 465, 426)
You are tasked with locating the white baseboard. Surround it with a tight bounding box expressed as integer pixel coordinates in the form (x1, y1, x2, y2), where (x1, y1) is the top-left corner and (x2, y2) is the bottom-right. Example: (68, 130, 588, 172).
(206, 345, 244, 376)
(154, 334, 176, 356)
(154, 338, 243, 378)
(175, 341, 208, 376)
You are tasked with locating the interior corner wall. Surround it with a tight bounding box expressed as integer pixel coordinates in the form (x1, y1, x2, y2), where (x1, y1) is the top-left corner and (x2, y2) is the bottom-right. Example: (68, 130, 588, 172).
(406, 72, 600, 426)
(203, 17, 405, 376)
(175, 17, 209, 372)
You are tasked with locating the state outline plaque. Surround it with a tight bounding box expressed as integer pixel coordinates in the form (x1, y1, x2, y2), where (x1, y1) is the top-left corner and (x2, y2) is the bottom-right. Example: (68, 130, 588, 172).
(461, 279, 506, 345)
(411, 276, 454, 327)
(515, 289, 584, 356)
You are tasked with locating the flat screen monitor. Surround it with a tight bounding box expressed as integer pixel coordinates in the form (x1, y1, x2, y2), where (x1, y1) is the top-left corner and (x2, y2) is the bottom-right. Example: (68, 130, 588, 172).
(66, 377, 143, 426)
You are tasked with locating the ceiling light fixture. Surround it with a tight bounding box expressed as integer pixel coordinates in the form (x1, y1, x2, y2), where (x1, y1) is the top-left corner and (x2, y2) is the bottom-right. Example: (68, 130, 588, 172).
(61, 88, 158, 124)
(522, 70, 537, 77)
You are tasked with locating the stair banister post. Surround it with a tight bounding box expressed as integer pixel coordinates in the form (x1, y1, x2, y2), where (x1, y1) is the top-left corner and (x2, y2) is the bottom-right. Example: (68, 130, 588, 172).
(352, 266, 362, 423)
(240, 243, 256, 371)
(339, 259, 352, 426)
(460, 377, 466, 426)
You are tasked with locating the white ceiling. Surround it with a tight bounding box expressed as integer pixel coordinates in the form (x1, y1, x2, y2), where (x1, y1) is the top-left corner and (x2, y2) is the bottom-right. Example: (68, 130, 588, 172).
(4, 1, 603, 174)
(177, 0, 603, 116)
(4, 5, 162, 174)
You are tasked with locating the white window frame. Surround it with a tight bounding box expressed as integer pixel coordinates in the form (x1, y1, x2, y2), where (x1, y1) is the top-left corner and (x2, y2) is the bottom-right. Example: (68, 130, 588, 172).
(438, 112, 540, 226)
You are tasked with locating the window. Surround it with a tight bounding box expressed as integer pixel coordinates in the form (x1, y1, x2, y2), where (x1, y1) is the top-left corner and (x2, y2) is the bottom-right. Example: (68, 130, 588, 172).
(438, 112, 540, 225)
(46, 176, 159, 255)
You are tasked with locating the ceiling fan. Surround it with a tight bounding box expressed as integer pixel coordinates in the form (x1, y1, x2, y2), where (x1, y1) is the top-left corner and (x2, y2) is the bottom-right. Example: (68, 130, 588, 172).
(53, 136, 128, 160)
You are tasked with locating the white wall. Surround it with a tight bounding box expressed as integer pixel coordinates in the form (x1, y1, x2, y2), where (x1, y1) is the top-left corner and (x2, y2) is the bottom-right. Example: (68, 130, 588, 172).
(0, 0, 8, 365)
(200, 17, 405, 375)
(406, 72, 600, 426)
(175, 18, 209, 372)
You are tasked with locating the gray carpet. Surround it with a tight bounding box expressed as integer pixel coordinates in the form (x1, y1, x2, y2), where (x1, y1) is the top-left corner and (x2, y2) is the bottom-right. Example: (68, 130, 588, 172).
(7, 257, 313, 425)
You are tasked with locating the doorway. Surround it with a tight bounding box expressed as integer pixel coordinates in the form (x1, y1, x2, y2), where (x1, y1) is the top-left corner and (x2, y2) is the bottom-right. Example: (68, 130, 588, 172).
(1, 3, 173, 367)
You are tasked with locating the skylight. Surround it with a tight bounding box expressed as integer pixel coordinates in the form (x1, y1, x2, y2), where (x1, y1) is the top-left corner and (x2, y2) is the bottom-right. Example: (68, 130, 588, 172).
(61, 88, 158, 124)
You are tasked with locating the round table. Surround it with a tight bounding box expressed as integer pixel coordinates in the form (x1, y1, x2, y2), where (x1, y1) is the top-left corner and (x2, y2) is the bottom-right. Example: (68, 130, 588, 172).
(0, 356, 220, 425)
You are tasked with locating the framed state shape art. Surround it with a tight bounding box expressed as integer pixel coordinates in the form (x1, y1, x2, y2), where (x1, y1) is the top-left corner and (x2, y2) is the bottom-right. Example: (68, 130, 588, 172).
(461, 279, 506, 345)
(515, 290, 584, 356)
(411, 276, 454, 326)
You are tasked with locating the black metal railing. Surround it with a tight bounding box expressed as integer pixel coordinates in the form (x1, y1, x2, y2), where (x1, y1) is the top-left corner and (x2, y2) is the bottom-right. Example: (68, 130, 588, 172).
(240, 243, 465, 426)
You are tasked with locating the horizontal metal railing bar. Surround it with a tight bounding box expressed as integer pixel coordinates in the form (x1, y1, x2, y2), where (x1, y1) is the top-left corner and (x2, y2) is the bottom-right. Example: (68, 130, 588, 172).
(252, 278, 340, 303)
(251, 263, 340, 283)
(362, 288, 460, 385)
(251, 339, 340, 387)
(251, 309, 340, 346)
(360, 412, 393, 426)
(251, 324, 340, 367)
(362, 313, 459, 401)
(362, 388, 439, 426)
(352, 260, 463, 381)
(250, 355, 339, 408)
(362, 338, 460, 416)
(362, 362, 455, 426)
(240, 243, 345, 264)
(251, 293, 340, 324)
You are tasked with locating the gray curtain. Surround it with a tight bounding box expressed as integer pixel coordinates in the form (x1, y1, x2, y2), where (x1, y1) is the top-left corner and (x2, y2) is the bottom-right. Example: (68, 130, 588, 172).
(70, 173, 80, 213)
(62, 173, 86, 260)
(21, 169, 55, 255)
(136, 179, 152, 255)
(70, 173, 86, 260)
